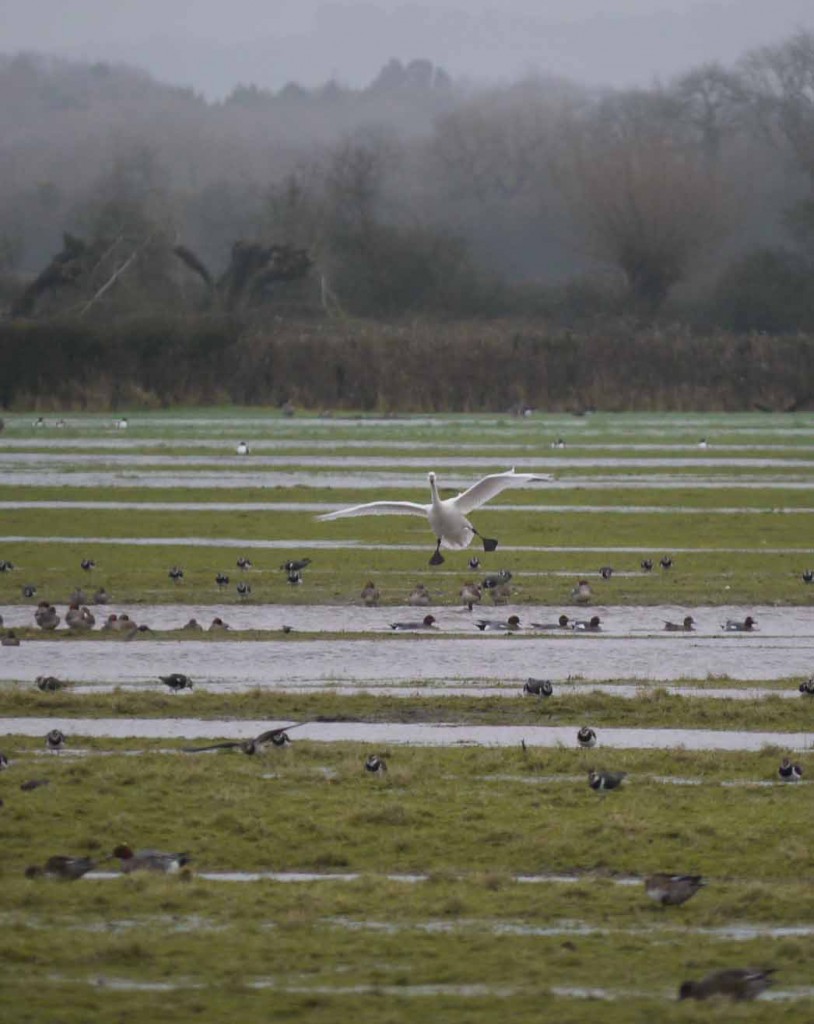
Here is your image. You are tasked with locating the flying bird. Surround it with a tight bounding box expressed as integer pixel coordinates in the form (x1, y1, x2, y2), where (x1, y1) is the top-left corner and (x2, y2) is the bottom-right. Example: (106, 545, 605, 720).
(182, 724, 303, 755)
(678, 968, 776, 1002)
(317, 469, 549, 565)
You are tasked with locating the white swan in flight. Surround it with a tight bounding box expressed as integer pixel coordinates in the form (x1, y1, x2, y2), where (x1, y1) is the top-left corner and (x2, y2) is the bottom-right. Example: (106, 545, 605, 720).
(317, 468, 550, 564)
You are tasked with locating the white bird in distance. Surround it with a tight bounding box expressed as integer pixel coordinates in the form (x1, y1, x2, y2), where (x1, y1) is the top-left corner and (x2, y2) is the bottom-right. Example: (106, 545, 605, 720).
(317, 468, 550, 565)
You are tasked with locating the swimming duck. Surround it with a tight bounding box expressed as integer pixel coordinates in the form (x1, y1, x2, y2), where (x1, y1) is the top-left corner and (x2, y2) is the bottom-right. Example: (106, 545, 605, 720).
(236, 581, 251, 598)
(111, 844, 191, 874)
(209, 617, 230, 633)
(25, 855, 96, 881)
(664, 616, 695, 632)
(111, 613, 137, 636)
(36, 676, 67, 692)
(678, 967, 776, 1002)
(236, 556, 253, 570)
(390, 614, 437, 631)
(46, 729, 66, 752)
(215, 572, 229, 589)
(407, 583, 431, 607)
(599, 566, 613, 579)
(182, 618, 204, 632)
(660, 556, 673, 570)
(2, 631, 20, 647)
(92, 588, 110, 605)
(577, 726, 597, 748)
(365, 754, 388, 773)
(80, 559, 96, 572)
(571, 580, 592, 605)
(640, 559, 653, 572)
(159, 674, 193, 692)
(168, 566, 184, 582)
(588, 769, 626, 791)
(530, 614, 570, 630)
(101, 613, 119, 631)
(523, 678, 553, 697)
(460, 581, 483, 611)
(722, 616, 756, 632)
(778, 757, 803, 782)
(360, 581, 380, 607)
(34, 602, 60, 630)
(317, 469, 549, 566)
(645, 873, 705, 906)
(571, 616, 601, 632)
(182, 725, 300, 755)
(281, 558, 311, 573)
(236, 441, 249, 455)
(476, 615, 521, 632)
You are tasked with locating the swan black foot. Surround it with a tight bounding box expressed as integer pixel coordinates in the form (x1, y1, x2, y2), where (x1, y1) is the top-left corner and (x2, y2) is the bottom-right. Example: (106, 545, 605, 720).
(429, 541, 444, 566)
(482, 537, 498, 552)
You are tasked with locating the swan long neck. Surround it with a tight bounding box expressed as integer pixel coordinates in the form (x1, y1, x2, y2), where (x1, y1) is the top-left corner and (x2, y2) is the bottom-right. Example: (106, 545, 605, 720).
(428, 473, 440, 506)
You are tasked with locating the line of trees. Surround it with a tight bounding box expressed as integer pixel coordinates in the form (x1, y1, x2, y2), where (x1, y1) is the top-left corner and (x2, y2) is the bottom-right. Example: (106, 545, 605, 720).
(2, 34, 814, 329)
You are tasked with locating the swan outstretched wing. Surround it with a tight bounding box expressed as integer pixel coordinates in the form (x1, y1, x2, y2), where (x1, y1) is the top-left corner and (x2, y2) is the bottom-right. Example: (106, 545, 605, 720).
(453, 469, 550, 514)
(317, 500, 429, 521)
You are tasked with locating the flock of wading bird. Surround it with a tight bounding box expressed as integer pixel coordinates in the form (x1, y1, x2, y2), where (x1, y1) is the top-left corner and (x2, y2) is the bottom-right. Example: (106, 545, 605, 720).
(3, 469, 811, 1002)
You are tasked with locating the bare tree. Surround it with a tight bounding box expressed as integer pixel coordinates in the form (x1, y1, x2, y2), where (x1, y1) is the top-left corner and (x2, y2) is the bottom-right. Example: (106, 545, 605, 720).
(555, 90, 731, 311)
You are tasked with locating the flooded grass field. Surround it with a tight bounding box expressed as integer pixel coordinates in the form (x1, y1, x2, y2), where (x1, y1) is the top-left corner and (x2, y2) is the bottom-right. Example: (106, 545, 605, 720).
(1, 409, 813, 1022)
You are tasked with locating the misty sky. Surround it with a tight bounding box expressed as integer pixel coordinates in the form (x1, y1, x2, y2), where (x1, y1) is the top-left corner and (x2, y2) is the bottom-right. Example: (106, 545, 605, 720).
(4, 0, 814, 97)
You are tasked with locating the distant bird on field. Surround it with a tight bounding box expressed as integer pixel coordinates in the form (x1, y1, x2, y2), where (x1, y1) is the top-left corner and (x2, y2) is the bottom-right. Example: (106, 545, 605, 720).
(216, 572, 229, 589)
(365, 754, 388, 773)
(640, 559, 653, 572)
(182, 618, 204, 632)
(802, 569, 814, 583)
(209, 617, 230, 633)
(660, 556, 673, 570)
(360, 580, 380, 607)
(778, 757, 803, 782)
(281, 558, 311, 573)
(799, 677, 814, 696)
(678, 967, 775, 1002)
(80, 559, 96, 572)
(468, 557, 481, 570)
(571, 580, 592, 605)
(317, 469, 550, 565)
(111, 844, 190, 874)
(460, 581, 482, 611)
(21, 584, 37, 598)
(236, 441, 249, 455)
(577, 726, 597, 748)
(407, 583, 431, 606)
(722, 616, 756, 632)
(482, 569, 512, 590)
(236, 581, 251, 598)
(36, 676, 67, 692)
(159, 674, 193, 692)
(645, 873, 705, 906)
(46, 729, 66, 752)
(168, 566, 184, 582)
(523, 678, 553, 697)
(287, 570, 303, 585)
(664, 616, 695, 632)
(599, 566, 613, 579)
(236, 556, 253, 570)
(182, 725, 301, 755)
(588, 768, 626, 791)
(25, 855, 97, 881)
(92, 588, 110, 604)
(0, 560, 14, 571)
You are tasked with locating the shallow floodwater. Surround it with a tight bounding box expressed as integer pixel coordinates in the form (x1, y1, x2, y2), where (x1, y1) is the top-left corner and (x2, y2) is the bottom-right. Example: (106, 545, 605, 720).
(1, 717, 810, 750)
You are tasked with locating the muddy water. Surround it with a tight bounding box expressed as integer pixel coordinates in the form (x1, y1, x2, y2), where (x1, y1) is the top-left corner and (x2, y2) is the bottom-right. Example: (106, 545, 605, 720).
(1, 717, 810, 750)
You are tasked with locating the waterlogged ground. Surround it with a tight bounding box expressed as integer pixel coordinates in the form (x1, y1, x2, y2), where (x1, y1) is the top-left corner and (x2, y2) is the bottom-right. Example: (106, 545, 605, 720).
(1, 409, 814, 1023)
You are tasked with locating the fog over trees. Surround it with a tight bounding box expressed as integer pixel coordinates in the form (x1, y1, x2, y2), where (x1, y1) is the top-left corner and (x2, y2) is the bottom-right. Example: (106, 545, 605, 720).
(2, 32, 814, 330)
